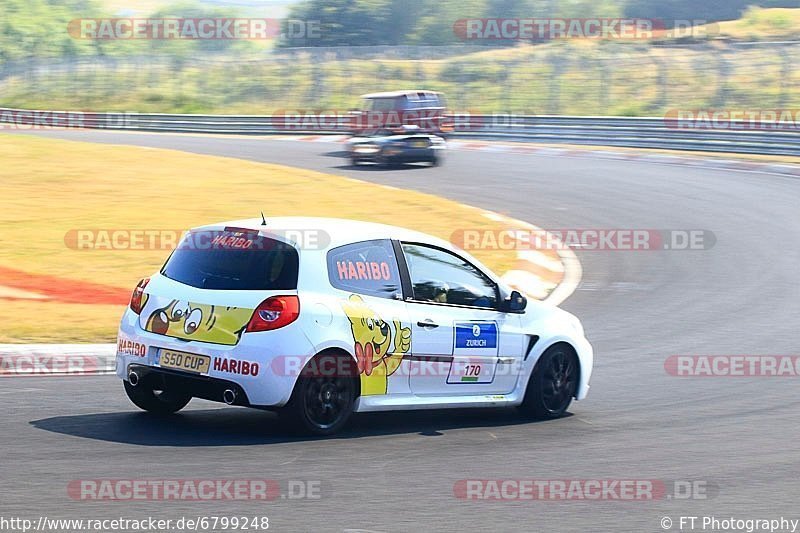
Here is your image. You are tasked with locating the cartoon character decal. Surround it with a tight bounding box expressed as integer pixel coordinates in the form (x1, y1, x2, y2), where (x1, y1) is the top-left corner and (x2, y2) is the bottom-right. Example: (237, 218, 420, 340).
(142, 298, 253, 346)
(341, 294, 412, 395)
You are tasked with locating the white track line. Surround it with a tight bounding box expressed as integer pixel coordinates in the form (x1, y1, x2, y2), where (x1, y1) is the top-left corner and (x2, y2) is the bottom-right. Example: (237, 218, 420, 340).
(546, 246, 583, 307)
(477, 210, 582, 305)
(517, 250, 565, 273)
(501, 270, 551, 300)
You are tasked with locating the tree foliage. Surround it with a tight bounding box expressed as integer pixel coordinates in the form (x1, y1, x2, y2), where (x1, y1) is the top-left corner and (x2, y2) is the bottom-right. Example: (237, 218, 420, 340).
(624, 0, 800, 24)
(282, 0, 799, 46)
(1, 0, 798, 60)
(0, 0, 260, 63)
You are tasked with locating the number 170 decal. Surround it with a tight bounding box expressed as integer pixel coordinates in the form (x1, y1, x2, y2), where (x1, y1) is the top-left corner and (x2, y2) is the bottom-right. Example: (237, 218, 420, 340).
(448, 359, 495, 384)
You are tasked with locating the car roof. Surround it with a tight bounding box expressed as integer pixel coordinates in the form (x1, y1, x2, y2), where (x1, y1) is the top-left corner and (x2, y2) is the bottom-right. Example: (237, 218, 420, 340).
(361, 90, 443, 99)
(193, 216, 453, 251)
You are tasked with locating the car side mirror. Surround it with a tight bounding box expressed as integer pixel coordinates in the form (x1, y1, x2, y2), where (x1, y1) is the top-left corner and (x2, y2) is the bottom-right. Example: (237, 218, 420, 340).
(504, 290, 527, 313)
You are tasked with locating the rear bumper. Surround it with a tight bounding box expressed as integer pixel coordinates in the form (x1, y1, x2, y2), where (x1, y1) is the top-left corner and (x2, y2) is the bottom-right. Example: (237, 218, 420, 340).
(117, 308, 315, 408)
(351, 145, 444, 163)
(127, 364, 255, 406)
(384, 148, 439, 162)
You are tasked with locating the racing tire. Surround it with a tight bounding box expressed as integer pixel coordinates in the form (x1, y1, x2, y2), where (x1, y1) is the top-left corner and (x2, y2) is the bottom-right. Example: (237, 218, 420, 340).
(376, 151, 397, 169)
(518, 344, 579, 419)
(280, 353, 358, 436)
(123, 380, 192, 415)
(430, 155, 441, 167)
(350, 157, 362, 166)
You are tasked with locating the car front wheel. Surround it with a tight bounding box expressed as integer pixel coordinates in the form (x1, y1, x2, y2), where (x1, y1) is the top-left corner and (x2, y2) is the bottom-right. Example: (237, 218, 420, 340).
(519, 344, 579, 419)
(123, 380, 192, 414)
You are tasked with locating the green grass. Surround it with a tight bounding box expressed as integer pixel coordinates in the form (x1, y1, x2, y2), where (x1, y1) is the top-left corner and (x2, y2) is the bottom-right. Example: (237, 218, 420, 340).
(717, 7, 800, 40)
(0, 133, 532, 342)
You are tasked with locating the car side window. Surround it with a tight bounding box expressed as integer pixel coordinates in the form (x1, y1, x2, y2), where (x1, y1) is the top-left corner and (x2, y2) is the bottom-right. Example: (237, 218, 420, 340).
(371, 98, 396, 112)
(401, 243, 498, 309)
(327, 239, 402, 299)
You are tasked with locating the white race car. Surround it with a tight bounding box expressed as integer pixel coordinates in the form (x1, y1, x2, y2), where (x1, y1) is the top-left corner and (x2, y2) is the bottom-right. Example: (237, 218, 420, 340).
(117, 217, 592, 435)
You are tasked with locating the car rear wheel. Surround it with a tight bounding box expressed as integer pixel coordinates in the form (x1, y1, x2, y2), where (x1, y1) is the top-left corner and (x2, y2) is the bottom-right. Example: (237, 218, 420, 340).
(519, 344, 579, 419)
(280, 353, 358, 436)
(376, 150, 401, 169)
(123, 380, 192, 414)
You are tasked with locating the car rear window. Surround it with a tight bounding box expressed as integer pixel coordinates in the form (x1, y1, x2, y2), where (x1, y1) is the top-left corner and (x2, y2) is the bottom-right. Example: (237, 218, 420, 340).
(406, 94, 443, 109)
(161, 229, 299, 290)
(368, 97, 400, 112)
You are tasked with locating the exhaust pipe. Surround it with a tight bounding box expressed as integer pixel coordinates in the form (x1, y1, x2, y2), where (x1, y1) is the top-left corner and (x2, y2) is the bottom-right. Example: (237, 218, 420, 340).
(128, 371, 140, 387)
(222, 389, 237, 405)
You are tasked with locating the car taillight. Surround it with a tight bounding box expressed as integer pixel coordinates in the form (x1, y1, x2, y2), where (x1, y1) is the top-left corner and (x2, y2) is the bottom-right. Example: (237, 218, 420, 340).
(129, 277, 150, 315)
(246, 295, 300, 332)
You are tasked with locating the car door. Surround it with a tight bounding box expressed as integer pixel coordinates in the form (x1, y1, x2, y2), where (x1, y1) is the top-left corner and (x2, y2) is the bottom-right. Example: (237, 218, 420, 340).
(399, 242, 525, 396)
(326, 239, 412, 397)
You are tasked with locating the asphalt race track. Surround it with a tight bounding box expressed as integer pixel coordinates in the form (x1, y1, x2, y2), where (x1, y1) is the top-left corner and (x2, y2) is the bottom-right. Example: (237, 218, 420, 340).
(3, 130, 800, 532)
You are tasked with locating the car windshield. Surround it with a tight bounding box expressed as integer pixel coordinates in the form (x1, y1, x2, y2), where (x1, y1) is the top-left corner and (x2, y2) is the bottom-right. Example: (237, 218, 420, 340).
(161, 230, 299, 290)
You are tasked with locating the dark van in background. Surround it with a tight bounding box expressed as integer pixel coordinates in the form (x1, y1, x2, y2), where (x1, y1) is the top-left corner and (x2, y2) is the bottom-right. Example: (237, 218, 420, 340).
(349, 90, 453, 136)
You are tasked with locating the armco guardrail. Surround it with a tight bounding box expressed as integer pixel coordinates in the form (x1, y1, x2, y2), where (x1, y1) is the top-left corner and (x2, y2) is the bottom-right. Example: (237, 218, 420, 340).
(0, 344, 116, 376)
(2, 108, 799, 156)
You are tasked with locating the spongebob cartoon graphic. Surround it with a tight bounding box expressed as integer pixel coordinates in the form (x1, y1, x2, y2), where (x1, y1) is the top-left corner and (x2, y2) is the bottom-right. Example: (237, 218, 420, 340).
(143, 299, 253, 346)
(341, 294, 412, 395)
